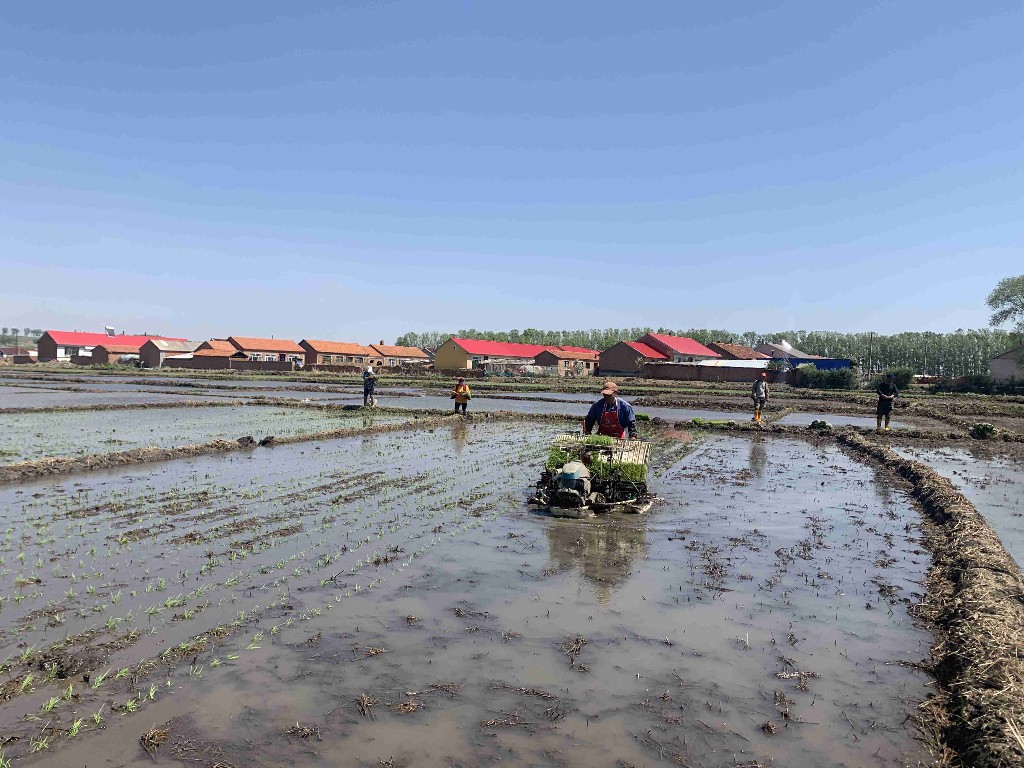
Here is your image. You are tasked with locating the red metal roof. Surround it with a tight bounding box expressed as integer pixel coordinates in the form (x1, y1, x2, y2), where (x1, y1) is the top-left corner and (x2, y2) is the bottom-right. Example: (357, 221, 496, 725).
(451, 338, 553, 358)
(300, 339, 377, 356)
(228, 336, 304, 354)
(370, 344, 429, 358)
(623, 341, 668, 359)
(44, 331, 186, 347)
(643, 333, 720, 358)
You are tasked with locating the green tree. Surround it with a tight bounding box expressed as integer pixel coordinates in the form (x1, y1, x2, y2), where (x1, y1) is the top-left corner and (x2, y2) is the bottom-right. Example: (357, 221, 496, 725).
(987, 274, 1024, 332)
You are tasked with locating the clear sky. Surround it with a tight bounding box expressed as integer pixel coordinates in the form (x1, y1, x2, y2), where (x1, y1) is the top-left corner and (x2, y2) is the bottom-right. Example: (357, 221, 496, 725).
(1, 1, 1021, 342)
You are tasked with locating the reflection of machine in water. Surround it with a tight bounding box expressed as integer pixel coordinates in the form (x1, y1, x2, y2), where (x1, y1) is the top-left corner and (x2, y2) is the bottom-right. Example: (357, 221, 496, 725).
(546, 519, 647, 605)
(749, 437, 767, 478)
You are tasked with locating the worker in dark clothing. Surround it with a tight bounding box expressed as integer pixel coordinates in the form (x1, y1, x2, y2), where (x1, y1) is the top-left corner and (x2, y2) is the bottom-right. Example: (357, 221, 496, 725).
(876, 373, 898, 432)
(751, 371, 769, 422)
(585, 381, 638, 439)
(363, 366, 377, 407)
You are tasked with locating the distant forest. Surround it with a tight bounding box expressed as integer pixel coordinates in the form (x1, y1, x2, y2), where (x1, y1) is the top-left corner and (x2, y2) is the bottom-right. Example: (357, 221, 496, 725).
(396, 327, 1021, 378)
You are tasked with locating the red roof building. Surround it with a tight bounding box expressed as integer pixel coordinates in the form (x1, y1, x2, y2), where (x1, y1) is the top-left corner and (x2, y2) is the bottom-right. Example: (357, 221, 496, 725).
(638, 333, 720, 362)
(227, 336, 304, 363)
(37, 331, 187, 362)
(433, 337, 599, 370)
(599, 340, 668, 375)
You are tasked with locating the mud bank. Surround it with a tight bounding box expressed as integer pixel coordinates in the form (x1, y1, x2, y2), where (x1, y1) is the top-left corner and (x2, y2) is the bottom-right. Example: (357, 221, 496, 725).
(838, 432, 1024, 768)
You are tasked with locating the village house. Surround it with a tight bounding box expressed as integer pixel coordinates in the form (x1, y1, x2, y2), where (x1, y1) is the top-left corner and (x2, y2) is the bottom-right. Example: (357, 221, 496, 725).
(80, 344, 145, 365)
(755, 341, 813, 361)
(533, 349, 599, 377)
(36, 330, 186, 362)
(226, 336, 304, 363)
(139, 340, 203, 368)
(433, 337, 599, 371)
(637, 333, 720, 363)
(704, 342, 769, 360)
(991, 345, 1024, 381)
(433, 338, 552, 370)
(369, 343, 430, 367)
(299, 340, 379, 368)
(599, 341, 668, 375)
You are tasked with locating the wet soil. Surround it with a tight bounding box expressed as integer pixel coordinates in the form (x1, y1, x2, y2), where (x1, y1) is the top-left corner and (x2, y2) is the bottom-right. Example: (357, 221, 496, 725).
(5, 428, 934, 768)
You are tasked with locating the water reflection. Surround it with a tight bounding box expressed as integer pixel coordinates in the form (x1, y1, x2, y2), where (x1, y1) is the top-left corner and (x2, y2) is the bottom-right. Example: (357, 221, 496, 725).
(749, 437, 767, 478)
(545, 519, 647, 605)
(451, 420, 468, 455)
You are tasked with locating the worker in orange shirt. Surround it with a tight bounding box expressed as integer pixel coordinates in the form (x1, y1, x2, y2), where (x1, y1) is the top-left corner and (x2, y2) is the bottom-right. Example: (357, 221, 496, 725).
(451, 376, 472, 415)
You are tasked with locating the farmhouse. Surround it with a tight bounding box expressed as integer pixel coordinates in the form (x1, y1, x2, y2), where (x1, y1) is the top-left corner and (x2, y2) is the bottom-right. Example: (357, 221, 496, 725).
(433, 338, 552, 370)
(81, 344, 144, 365)
(755, 342, 813, 360)
(534, 349, 599, 377)
(299, 340, 379, 367)
(370, 343, 430, 367)
(227, 336, 304, 363)
(638, 333, 720, 363)
(991, 345, 1024, 381)
(704, 342, 768, 360)
(37, 330, 187, 362)
(599, 341, 668, 375)
(139, 340, 202, 369)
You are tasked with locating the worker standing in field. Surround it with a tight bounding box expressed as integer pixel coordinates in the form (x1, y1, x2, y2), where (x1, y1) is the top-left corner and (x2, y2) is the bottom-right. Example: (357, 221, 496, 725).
(451, 376, 472, 415)
(585, 381, 638, 439)
(751, 371, 770, 422)
(876, 372, 898, 432)
(363, 366, 377, 407)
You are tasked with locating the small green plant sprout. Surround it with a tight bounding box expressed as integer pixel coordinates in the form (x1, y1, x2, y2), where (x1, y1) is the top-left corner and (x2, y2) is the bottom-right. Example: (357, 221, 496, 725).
(68, 717, 84, 737)
(114, 667, 130, 680)
(0, 749, 11, 768)
(122, 698, 138, 713)
(19, 673, 35, 693)
(210, 658, 221, 668)
(41, 696, 61, 713)
(63, 683, 74, 700)
(148, 683, 157, 700)
(226, 653, 240, 661)
(30, 734, 50, 752)
(19, 644, 36, 663)
(91, 705, 104, 724)
(92, 668, 112, 689)
(246, 631, 264, 651)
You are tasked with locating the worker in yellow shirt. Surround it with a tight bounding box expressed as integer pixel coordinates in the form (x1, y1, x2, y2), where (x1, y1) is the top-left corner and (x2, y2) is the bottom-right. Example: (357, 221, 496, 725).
(451, 376, 471, 415)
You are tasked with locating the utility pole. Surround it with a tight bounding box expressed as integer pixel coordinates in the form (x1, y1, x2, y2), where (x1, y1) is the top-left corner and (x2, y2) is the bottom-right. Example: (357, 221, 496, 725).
(867, 332, 874, 374)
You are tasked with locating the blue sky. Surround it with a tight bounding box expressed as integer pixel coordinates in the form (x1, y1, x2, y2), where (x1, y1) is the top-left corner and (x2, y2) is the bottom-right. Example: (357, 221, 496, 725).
(1, 1, 1021, 342)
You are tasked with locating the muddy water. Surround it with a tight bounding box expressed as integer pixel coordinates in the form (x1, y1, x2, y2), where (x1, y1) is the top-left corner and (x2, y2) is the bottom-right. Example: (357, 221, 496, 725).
(13, 430, 934, 768)
(778, 412, 909, 429)
(0, 407, 410, 462)
(894, 446, 1024, 567)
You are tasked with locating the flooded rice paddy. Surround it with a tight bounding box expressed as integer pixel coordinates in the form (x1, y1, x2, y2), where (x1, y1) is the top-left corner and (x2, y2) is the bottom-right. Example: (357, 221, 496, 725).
(0, 407, 410, 463)
(0, 405, 936, 767)
(894, 446, 1024, 568)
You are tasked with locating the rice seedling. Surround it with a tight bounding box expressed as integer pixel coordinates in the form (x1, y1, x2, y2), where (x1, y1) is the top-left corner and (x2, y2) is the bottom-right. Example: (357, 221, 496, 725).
(68, 718, 84, 737)
(92, 668, 112, 689)
(41, 696, 61, 713)
(30, 735, 50, 752)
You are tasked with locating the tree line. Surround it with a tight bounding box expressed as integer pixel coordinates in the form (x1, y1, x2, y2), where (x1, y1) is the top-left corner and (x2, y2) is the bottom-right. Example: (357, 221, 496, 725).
(396, 327, 1021, 378)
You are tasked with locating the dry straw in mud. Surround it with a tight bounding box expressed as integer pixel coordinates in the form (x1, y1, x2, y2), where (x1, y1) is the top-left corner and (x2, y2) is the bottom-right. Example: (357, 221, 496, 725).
(839, 433, 1024, 768)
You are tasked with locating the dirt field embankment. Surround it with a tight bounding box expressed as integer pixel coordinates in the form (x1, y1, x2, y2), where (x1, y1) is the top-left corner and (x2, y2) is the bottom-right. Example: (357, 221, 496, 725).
(838, 433, 1024, 768)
